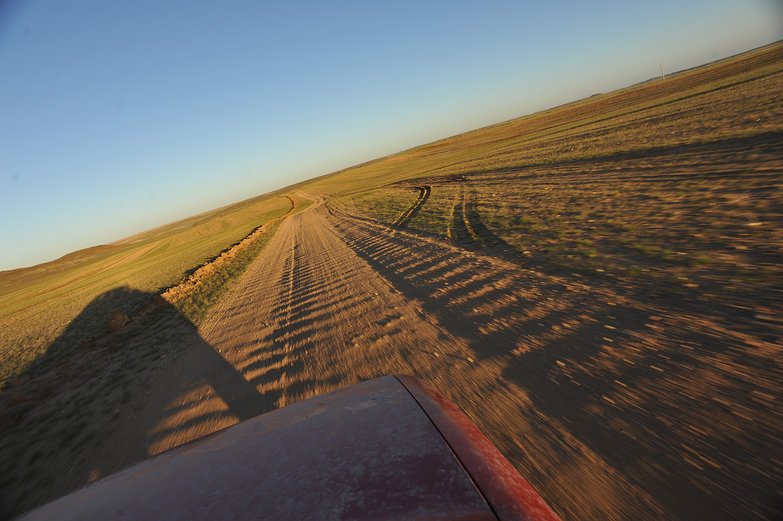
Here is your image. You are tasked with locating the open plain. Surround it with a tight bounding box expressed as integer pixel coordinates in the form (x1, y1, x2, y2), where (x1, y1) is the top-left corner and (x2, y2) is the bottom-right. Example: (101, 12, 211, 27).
(1, 43, 782, 520)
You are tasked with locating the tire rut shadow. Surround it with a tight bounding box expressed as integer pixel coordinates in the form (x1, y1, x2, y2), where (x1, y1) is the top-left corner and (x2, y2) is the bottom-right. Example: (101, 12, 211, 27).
(327, 211, 783, 521)
(393, 185, 431, 228)
(447, 185, 472, 243)
(448, 182, 512, 253)
(219, 228, 364, 408)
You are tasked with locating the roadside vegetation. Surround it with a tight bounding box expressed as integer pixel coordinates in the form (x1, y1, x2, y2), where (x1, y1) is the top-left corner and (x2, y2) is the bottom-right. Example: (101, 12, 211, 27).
(169, 194, 314, 323)
(0, 194, 295, 383)
(1, 40, 781, 521)
(7, 43, 778, 384)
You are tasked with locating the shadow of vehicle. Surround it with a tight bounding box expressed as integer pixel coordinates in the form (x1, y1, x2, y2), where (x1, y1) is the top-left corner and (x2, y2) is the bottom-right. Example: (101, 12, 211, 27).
(0, 287, 270, 520)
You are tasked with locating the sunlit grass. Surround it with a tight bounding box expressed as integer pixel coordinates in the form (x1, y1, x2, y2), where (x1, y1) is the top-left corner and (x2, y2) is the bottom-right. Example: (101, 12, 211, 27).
(2, 43, 782, 383)
(0, 195, 292, 382)
(323, 42, 783, 305)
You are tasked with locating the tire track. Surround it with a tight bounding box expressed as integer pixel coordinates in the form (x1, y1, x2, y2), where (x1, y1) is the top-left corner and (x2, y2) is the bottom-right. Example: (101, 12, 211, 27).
(148, 196, 778, 521)
(191, 202, 657, 520)
(447, 185, 472, 242)
(393, 185, 431, 228)
(447, 184, 509, 250)
(324, 207, 781, 521)
(197, 198, 479, 414)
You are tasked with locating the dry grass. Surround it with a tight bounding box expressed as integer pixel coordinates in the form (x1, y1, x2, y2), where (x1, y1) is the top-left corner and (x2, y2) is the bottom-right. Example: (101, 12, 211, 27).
(0, 194, 293, 383)
(1, 41, 782, 521)
(316, 45, 782, 520)
(327, 42, 783, 318)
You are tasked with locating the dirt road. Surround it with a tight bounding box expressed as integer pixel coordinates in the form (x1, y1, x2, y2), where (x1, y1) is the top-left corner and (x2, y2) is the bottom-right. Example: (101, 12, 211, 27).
(193, 197, 636, 519)
(5, 193, 777, 520)
(190, 195, 778, 521)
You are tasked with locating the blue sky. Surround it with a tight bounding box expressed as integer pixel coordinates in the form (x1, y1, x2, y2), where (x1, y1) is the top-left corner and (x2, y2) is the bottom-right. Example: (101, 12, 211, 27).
(1, 0, 780, 270)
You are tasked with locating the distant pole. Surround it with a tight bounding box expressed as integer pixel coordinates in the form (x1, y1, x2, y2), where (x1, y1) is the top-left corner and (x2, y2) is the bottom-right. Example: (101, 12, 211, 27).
(659, 61, 665, 81)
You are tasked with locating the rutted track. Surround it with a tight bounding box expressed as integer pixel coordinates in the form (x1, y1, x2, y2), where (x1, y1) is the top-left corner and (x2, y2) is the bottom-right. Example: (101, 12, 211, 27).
(5, 45, 782, 521)
(448, 184, 507, 248)
(393, 185, 431, 228)
(448, 186, 471, 242)
(1, 193, 776, 521)
(187, 198, 780, 521)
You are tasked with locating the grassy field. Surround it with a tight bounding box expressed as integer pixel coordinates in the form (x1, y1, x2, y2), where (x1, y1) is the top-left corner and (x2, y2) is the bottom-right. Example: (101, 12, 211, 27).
(0, 193, 296, 383)
(2, 39, 780, 405)
(313, 44, 782, 520)
(1, 40, 781, 521)
(326, 42, 783, 315)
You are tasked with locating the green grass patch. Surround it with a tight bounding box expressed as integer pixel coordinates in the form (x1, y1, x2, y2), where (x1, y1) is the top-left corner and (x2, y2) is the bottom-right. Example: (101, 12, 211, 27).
(174, 218, 286, 324)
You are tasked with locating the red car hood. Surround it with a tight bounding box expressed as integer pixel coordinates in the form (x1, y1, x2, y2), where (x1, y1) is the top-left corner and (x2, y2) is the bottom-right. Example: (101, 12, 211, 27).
(19, 375, 559, 521)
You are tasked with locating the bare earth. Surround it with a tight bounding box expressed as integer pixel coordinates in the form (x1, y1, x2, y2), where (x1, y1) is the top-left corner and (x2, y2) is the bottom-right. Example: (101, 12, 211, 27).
(3, 45, 782, 521)
(2, 193, 780, 520)
(158, 196, 783, 519)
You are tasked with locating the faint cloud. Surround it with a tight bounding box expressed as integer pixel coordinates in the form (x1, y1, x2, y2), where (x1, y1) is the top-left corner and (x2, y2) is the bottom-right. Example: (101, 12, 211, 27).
(11, 174, 19, 183)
